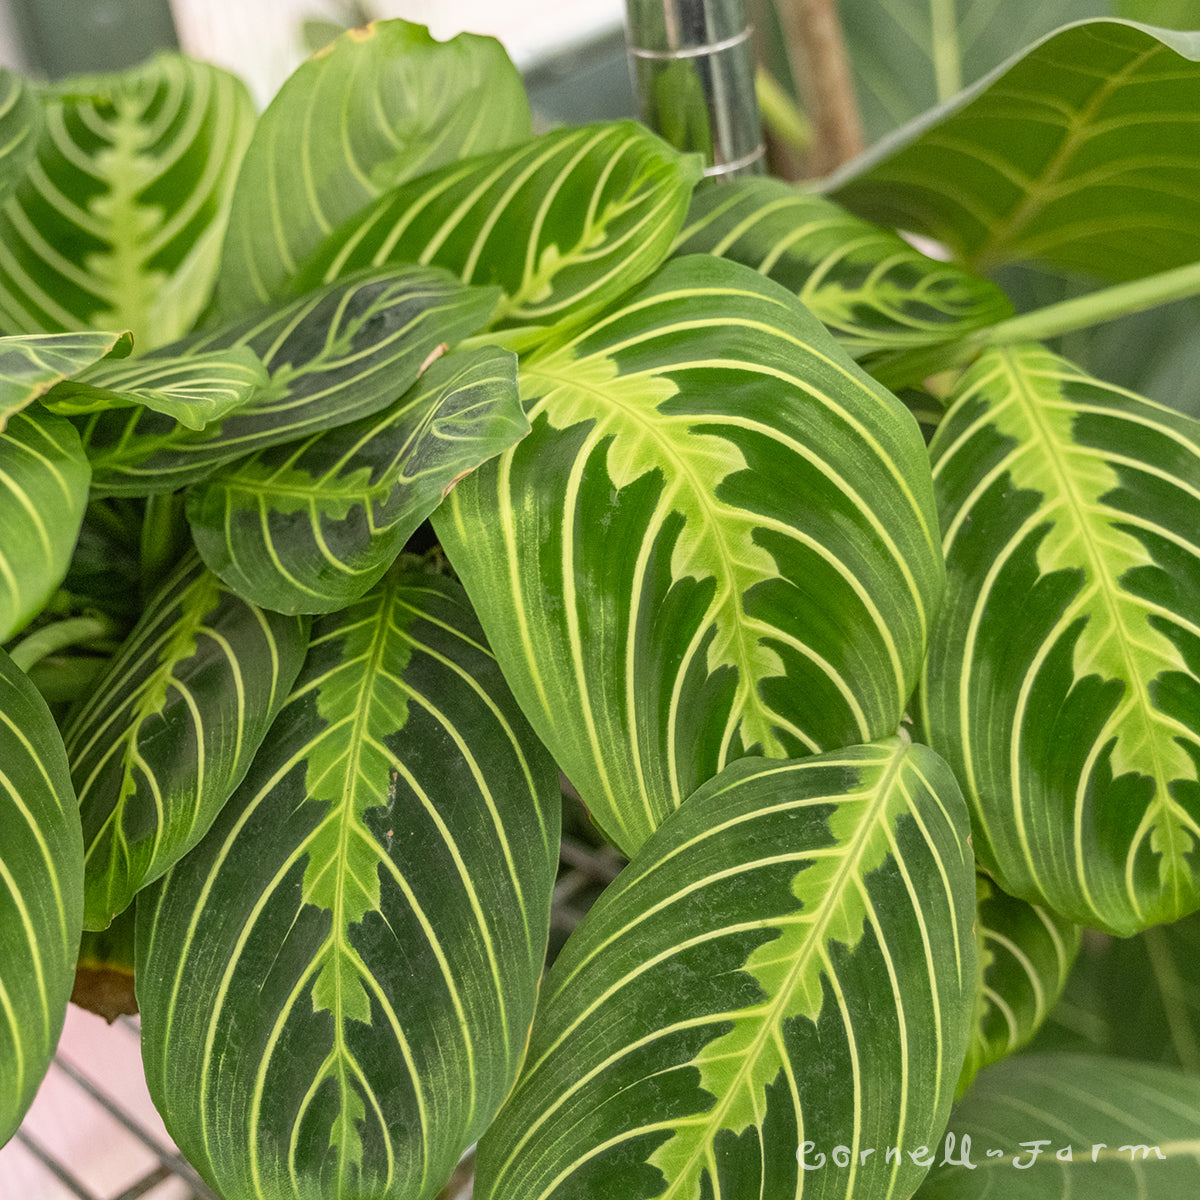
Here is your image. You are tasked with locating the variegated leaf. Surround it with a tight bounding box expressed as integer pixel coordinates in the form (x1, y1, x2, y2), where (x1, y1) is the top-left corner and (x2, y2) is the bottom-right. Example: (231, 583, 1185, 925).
(0, 55, 254, 347)
(0, 647, 83, 1144)
(0, 407, 90, 643)
(919, 343, 1200, 935)
(672, 177, 1010, 372)
(213, 19, 530, 320)
(0, 67, 42, 204)
(44, 346, 267, 429)
(295, 121, 703, 333)
(475, 737, 977, 1200)
(435, 254, 945, 855)
(915, 1055, 1200, 1197)
(958, 873, 1080, 1095)
(62, 552, 309, 930)
(830, 21, 1200, 280)
(136, 569, 560, 1200)
(77, 266, 498, 495)
(0, 330, 131, 429)
(186, 346, 527, 614)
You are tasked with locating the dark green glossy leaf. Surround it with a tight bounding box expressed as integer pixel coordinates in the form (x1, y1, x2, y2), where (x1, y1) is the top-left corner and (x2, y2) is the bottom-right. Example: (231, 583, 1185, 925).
(137, 569, 560, 1200)
(62, 552, 309, 930)
(919, 343, 1200, 935)
(78, 266, 499, 495)
(213, 19, 531, 319)
(0, 329, 131, 428)
(475, 738, 977, 1200)
(916, 1054, 1200, 1196)
(44, 346, 267, 429)
(830, 21, 1200, 281)
(436, 254, 945, 856)
(0, 67, 42, 203)
(186, 346, 527, 614)
(296, 121, 703, 334)
(0, 55, 255, 347)
(958, 874, 1080, 1095)
(0, 407, 90, 643)
(0, 647, 83, 1144)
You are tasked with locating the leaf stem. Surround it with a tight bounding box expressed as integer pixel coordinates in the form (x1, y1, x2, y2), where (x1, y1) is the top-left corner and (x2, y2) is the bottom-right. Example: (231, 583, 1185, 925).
(8, 615, 117, 672)
(975, 260, 1200, 348)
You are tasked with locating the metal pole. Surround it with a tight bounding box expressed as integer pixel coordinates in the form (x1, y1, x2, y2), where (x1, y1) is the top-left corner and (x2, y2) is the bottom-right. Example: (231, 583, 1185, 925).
(624, 0, 765, 180)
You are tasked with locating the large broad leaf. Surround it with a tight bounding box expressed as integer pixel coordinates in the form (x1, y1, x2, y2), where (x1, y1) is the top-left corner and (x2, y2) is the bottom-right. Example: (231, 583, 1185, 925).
(61, 552, 309, 930)
(829, 21, 1200, 281)
(919, 343, 1200, 935)
(915, 1054, 1200, 1196)
(0, 329, 131, 428)
(136, 569, 560, 1200)
(294, 121, 703, 333)
(0, 407, 90, 643)
(77, 266, 498, 495)
(43, 346, 267, 430)
(838, 0, 1101, 143)
(1030, 910, 1200, 1069)
(0, 55, 255, 348)
(958, 874, 1080, 1095)
(435, 255, 945, 856)
(0, 67, 42, 204)
(0, 647, 83, 1144)
(213, 19, 530, 320)
(672, 177, 1011, 372)
(475, 737, 977, 1200)
(186, 346, 528, 614)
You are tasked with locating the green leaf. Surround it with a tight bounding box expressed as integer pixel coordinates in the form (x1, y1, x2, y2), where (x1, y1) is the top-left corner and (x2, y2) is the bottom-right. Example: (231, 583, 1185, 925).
(475, 737, 977, 1200)
(136, 569, 560, 1200)
(213, 19, 531, 319)
(0, 647, 83, 1144)
(186, 346, 528, 614)
(0, 67, 42, 204)
(915, 1054, 1200, 1196)
(78, 266, 499, 495)
(0, 407, 90, 643)
(44, 346, 267, 429)
(672, 177, 1011, 370)
(1030, 912, 1200, 1069)
(295, 121, 703, 333)
(830, 21, 1200, 281)
(958, 874, 1080, 1095)
(0, 54, 255, 348)
(839, 0, 1101, 142)
(435, 254, 945, 856)
(919, 343, 1200, 935)
(61, 552, 309, 930)
(0, 329, 132, 429)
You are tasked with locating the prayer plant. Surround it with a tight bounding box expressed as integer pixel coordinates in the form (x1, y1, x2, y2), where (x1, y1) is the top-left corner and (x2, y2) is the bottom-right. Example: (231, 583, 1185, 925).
(2, 12, 1200, 1200)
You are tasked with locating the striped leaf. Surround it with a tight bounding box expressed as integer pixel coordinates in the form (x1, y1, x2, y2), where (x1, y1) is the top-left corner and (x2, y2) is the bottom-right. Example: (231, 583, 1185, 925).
(435, 255, 945, 855)
(830, 21, 1200, 280)
(0, 67, 41, 203)
(0, 407, 90, 643)
(0, 647, 83, 1145)
(919, 343, 1200, 935)
(295, 122, 703, 333)
(0, 329, 131, 428)
(44, 346, 267, 429)
(78, 266, 498, 495)
(186, 346, 527, 614)
(213, 19, 530, 320)
(0, 55, 254, 347)
(672, 178, 1011, 369)
(475, 737, 977, 1200)
(915, 1054, 1200, 1196)
(62, 552, 309, 930)
(958, 874, 1080, 1095)
(136, 569, 560, 1200)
